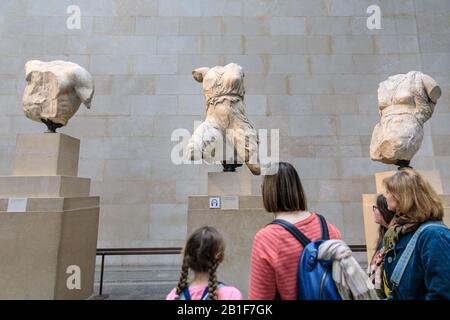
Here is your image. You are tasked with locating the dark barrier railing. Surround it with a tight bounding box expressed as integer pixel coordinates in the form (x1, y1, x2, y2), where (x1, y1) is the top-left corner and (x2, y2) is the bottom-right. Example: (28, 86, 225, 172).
(94, 245, 366, 299)
(94, 247, 183, 299)
(348, 245, 367, 252)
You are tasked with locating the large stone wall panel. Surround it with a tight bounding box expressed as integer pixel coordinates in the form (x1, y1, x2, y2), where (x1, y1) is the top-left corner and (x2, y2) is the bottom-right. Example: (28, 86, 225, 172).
(0, 1, 449, 266)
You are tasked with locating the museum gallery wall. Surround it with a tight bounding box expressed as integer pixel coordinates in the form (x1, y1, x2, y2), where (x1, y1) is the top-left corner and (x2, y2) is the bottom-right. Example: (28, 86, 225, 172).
(0, 1, 449, 270)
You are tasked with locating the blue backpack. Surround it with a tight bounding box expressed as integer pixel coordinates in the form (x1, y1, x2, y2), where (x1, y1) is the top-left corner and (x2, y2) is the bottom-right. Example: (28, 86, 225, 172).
(271, 214, 342, 300)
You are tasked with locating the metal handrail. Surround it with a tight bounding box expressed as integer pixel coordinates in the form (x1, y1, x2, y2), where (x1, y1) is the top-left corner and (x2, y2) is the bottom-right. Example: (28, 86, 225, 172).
(97, 247, 182, 255)
(93, 245, 367, 299)
(348, 245, 367, 252)
(94, 247, 182, 299)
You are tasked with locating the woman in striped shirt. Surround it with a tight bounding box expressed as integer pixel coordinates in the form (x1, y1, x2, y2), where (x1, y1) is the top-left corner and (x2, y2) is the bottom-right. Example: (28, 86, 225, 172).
(249, 162, 342, 300)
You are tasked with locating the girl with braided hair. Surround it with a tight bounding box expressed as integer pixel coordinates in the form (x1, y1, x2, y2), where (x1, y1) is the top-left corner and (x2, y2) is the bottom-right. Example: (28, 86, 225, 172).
(166, 226, 242, 300)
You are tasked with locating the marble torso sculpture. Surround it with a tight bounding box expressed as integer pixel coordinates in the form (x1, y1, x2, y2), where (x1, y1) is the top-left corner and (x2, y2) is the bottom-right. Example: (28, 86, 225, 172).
(370, 71, 441, 167)
(23, 60, 95, 132)
(187, 63, 260, 175)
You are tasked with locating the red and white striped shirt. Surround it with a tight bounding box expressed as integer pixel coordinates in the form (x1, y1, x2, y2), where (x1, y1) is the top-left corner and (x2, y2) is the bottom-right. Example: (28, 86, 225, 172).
(249, 213, 342, 300)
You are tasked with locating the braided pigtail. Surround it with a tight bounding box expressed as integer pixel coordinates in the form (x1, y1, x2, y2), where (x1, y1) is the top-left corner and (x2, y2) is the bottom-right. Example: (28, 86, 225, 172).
(181, 226, 225, 300)
(207, 259, 220, 300)
(175, 256, 190, 300)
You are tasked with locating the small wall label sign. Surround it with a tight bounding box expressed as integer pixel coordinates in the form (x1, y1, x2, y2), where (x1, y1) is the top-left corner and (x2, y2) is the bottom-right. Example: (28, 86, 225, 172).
(7, 198, 28, 212)
(209, 197, 221, 209)
(221, 195, 239, 210)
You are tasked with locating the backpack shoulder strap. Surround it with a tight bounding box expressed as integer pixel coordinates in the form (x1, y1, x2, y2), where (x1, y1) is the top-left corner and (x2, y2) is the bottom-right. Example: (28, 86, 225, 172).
(390, 221, 447, 288)
(179, 282, 226, 300)
(317, 214, 329, 240)
(201, 282, 226, 300)
(179, 287, 192, 300)
(271, 219, 311, 247)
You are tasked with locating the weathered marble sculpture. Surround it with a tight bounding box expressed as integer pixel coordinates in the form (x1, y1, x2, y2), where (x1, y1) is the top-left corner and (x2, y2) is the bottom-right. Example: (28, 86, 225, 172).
(23, 60, 94, 132)
(187, 63, 260, 175)
(370, 71, 441, 167)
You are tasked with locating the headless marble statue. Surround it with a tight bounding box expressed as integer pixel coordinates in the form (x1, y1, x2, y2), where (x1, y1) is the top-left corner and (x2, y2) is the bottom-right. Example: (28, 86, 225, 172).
(370, 71, 441, 168)
(187, 63, 260, 175)
(23, 60, 95, 132)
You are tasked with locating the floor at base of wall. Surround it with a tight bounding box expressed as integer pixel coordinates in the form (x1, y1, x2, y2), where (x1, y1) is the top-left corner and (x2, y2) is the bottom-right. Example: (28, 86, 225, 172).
(90, 255, 368, 300)
(91, 265, 180, 300)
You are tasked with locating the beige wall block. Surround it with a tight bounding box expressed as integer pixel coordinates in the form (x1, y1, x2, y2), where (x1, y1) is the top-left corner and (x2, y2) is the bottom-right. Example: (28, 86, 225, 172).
(0, 207, 99, 299)
(188, 195, 264, 210)
(442, 195, 450, 228)
(0, 176, 90, 198)
(188, 195, 272, 298)
(0, 197, 99, 213)
(375, 170, 443, 194)
(362, 194, 378, 262)
(63, 197, 99, 211)
(208, 168, 253, 196)
(13, 133, 80, 177)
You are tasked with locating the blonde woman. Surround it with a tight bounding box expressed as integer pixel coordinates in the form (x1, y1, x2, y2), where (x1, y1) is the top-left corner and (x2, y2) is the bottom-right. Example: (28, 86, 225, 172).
(382, 168, 450, 300)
